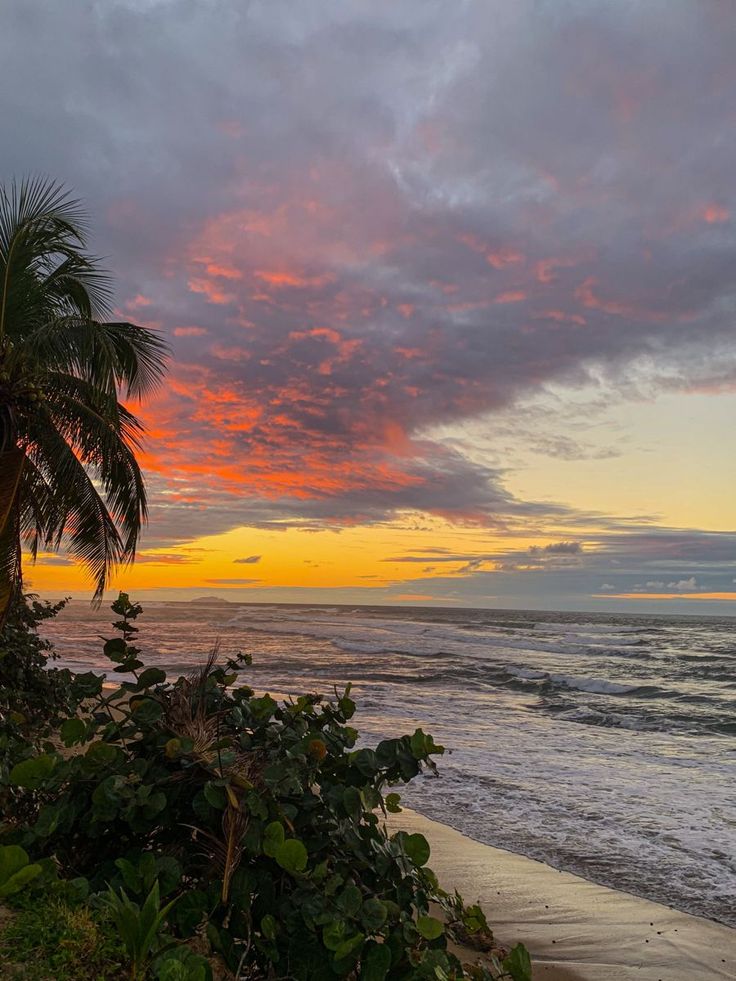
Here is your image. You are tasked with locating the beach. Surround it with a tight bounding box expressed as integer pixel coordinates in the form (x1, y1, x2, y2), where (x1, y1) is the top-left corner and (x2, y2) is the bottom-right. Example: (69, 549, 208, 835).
(27, 597, 736, 977)
(390, 809, 735, 980)
(45, 600, 736, 929)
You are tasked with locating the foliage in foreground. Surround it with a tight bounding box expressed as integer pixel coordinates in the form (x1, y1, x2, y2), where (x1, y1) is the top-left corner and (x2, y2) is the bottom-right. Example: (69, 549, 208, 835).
(0, 594, 530, 980)
(0, 593, 80, 822)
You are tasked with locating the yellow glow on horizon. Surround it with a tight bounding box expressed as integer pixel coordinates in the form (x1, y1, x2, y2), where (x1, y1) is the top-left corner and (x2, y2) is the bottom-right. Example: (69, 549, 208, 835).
(25, 517, 574, 597)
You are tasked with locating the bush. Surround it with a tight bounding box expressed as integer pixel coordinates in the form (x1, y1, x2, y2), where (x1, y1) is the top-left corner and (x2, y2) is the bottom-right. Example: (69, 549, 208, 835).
(0, 593, 89, 823)
(0, 592, 77, 728)
(2, 594, 530, 980)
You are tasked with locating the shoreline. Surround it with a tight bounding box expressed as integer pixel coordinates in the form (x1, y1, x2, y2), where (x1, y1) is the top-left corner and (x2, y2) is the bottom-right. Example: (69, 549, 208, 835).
(388, 808, 734, 980)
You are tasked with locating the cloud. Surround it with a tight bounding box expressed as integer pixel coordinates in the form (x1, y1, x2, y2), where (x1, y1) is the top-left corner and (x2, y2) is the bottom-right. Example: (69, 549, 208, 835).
(667, 577, 698, 592)
(34, 554, 75, 567)
(204, 578, 261, 586)
(233, 555, 262, 564)
(529, 541, 583, 555)
(3, 0, 736, 551)
(133, 552, 201, 566)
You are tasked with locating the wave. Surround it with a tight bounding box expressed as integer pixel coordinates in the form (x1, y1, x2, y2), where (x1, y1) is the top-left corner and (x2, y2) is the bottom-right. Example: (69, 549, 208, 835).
(550, 673, 640, 695)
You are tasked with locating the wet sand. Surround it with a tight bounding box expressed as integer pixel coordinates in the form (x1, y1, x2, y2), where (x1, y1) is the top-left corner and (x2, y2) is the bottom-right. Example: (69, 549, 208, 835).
(388, 809, 734, 980)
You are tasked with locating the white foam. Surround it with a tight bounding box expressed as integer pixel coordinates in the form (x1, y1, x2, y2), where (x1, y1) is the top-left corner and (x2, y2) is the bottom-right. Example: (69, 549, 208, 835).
(549, 674, 638, 695)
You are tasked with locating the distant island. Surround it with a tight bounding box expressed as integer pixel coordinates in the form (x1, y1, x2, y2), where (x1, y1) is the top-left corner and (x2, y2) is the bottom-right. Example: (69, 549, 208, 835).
(188, 596, 232, 605)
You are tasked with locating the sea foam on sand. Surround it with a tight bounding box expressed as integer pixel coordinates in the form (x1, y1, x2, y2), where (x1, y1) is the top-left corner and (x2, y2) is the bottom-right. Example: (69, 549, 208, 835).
(388, 809, 734, 981)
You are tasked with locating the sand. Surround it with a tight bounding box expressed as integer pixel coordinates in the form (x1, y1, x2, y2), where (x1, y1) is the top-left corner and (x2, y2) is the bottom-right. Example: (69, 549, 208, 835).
(387, 809, 734, 980)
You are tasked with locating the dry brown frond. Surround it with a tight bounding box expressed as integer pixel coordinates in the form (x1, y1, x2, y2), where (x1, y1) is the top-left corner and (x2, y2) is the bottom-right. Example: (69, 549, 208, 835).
(184, 804, 248, 904)
(162, 644, 225, 756)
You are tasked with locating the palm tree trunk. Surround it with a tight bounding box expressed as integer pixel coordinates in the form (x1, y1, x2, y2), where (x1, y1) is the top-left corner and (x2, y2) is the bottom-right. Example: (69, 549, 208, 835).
(0, 446, 25, 625)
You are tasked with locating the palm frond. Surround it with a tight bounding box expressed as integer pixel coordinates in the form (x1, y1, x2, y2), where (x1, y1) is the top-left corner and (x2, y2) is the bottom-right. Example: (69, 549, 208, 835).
(0, 176, 168, 603)
(17, 455, 55, 561)
(0, 177, 108, 340)
(22, 317, 169, 401)
(92, 320, 169, 399)
(40, 377, 148, 553)
(24, 415, 126, 601)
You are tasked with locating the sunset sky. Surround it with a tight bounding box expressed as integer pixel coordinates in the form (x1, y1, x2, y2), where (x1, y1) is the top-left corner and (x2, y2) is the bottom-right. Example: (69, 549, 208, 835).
(4, 0, 736, 611)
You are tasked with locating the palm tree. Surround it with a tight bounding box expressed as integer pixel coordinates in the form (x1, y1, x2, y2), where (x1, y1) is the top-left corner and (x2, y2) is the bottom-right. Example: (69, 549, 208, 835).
(0, 177, 168, 622)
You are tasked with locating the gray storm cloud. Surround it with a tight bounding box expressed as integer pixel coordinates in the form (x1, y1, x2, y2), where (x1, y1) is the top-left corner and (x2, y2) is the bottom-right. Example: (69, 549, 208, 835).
(3, 0, 735, 603)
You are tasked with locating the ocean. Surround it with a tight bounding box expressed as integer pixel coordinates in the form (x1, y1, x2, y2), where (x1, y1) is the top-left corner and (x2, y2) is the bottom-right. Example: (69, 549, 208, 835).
(43, 600, 736, 927)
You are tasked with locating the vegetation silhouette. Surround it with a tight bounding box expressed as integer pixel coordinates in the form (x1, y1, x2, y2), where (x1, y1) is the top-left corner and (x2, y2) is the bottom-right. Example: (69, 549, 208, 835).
(0, 177, 168, 622)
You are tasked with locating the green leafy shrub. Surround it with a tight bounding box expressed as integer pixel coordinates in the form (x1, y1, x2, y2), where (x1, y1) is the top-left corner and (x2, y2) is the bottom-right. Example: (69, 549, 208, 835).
(0, 843, 42, 897)
(0, 593, 98, 827)
(3, 593, 530, 980)
(0, 592, 76, 728)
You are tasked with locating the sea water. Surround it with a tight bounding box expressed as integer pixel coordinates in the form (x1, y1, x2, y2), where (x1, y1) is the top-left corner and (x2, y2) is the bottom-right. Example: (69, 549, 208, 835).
(43, 601, 736, 926)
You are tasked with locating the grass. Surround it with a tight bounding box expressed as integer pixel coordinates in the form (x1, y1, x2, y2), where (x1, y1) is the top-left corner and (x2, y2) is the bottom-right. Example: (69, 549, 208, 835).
(0, 894, 126, 980)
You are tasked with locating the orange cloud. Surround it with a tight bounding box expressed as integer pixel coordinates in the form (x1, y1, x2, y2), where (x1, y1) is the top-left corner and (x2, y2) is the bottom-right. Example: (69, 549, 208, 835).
(574, 277, 669, 322)
(254, 269, 334, 289)
(535, 255, 584, 284)
(702, 204, 729, 224)
(173, 326, 209, 337)
(537, 309, 587, 326)
(187, 277, 236, 305)
(458, 234, 525, 270)
(486, 249, 525, 269)
(205, 262, 243, 279)
(126, 293, 152, 310)
(495, 290, 526, 304)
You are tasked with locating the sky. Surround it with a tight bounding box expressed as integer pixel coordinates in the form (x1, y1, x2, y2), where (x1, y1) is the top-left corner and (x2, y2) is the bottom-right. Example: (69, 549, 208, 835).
(3, 0, 736, 612)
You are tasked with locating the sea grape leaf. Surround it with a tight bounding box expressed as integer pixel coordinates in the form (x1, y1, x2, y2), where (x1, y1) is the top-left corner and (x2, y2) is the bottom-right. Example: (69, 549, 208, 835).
(361, 898, 388, 931)
(0, 846, 42, 897)
(0, 846, 31, 885)
(502, 943, 532, 981)
(402, 832, 430, 867)
(103, 637, 126, 660)
(360, 941, 392, 981)
(60, 718, 86, 747)
(0, 863, 42, 897)
(10, 753, 56, 789)
(337, 882, 362, 917)
(385, 793, 401, 813)
(137, 667, 167, 688)
(263, 821, 285, 857)
(334, 931, 364, 962)
(84, 741, 118, 766)
(343, 786, 362, 819)
(130, 698, 163, 724)
(275, 839, 308, 874)
(416, 915, 444, 940)
(323, 921, 348, 951)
